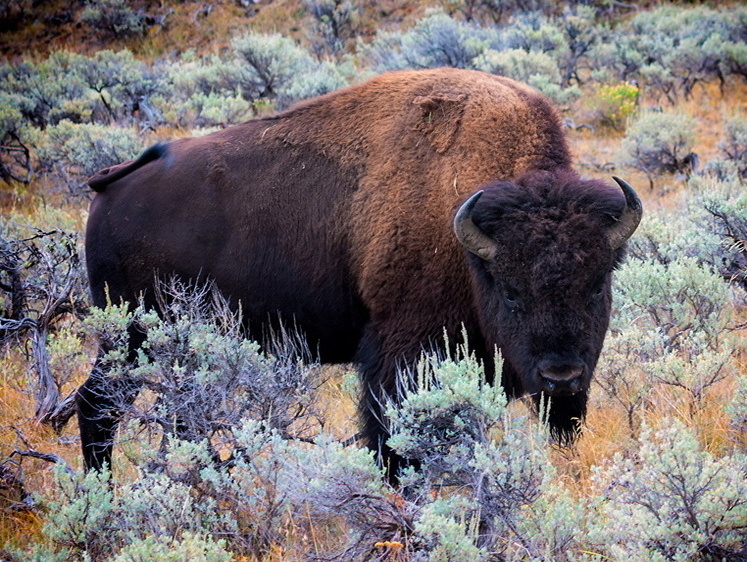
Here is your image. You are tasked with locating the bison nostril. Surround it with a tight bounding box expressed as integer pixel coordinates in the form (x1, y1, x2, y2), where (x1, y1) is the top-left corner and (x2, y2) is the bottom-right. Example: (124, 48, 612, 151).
(541, 367, 584, 382)
(539, 363, 585, 394)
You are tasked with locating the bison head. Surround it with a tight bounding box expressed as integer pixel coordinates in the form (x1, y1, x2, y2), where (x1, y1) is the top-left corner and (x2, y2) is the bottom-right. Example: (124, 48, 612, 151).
(454, 170, 641, 440)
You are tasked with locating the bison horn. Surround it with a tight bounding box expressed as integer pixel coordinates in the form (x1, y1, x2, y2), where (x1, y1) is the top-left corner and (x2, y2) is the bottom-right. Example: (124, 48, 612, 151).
(608, 176, 643, 250)
(454, 190, 498, 260)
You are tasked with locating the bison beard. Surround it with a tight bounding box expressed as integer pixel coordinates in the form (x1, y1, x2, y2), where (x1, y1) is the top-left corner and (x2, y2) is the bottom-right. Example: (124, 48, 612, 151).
(78, 68, 642, 485)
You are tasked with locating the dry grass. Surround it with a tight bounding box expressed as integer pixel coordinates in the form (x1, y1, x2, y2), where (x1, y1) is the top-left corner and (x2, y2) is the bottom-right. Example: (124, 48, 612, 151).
(0, 352, 82, 549)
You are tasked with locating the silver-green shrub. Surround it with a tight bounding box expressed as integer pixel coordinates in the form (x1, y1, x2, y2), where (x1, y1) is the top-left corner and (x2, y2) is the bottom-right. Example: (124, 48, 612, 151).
(246, 346, 579, 560)
(591, 6, 747, 103)
(197, 420, 296, 554)
(500, 11, 568, 55)
(30, 120, 143, 191)
(475, 48, 580, 106)
(80, 0, 148, 38)
(362, 10, 499, 72)
(111, 534, 232, 562)
(719, 115, 747, 178)
(1, 53, 88, 129)
(8, 281, 327, 559)
(624, 173, 747, 299)
(277, 60, 348, 110)
(71, 49, 164, 127)
(156, 51, 248, 127)
(619, 110, 697, 190)
(363, 9, 589, 106)
(304, 0, 362, 56)
(232, 32, 336, 109)
(385, 348, 575, 559)
(387, 349, 507, 479)
(0, 90, 33, 183)
(0, 49, 167, 186)
(598, 250, 736, 432)
(179, 91, 253, 128)
(274, 433, 399, 558)
(588, 418, 747, 560)
(612, 256, 730, 348)
(162, 51, 240, 100)
(595, 326, 665, 438)
(624, 206, 718, 267)
(11, 442, 236, 560)
(36, 464, 115, 560)
(230, 32, 346, 111)
(2, 50, 163, 130)
(727, 375, 747, 449)
(687, 175, 747, 292)
(86, 280, 323, 462)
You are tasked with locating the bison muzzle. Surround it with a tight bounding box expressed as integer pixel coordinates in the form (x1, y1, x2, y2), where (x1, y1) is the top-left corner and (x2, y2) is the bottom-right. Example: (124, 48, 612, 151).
(77, 68, 642, 483)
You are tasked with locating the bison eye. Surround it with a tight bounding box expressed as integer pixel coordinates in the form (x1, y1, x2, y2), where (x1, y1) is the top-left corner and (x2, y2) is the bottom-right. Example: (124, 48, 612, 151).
(591, 276, 608, 299)
(503, 286, 520, 308)
(588, 280, 607, 307)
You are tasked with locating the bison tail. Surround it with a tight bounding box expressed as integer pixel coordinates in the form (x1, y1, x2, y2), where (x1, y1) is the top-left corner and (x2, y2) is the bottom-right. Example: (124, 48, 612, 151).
(88, 142, 169, 193)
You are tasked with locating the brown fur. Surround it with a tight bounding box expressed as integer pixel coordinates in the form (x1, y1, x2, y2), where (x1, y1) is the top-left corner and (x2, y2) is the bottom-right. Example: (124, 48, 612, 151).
(78, 68, 635, 482)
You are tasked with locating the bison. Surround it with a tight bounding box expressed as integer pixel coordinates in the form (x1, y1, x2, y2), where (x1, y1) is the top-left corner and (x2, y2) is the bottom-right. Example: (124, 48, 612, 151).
(77, 68, 642, 482)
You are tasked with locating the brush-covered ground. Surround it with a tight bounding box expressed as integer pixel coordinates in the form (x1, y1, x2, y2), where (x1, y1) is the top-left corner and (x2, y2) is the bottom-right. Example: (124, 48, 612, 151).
(1, 1, 747, 560)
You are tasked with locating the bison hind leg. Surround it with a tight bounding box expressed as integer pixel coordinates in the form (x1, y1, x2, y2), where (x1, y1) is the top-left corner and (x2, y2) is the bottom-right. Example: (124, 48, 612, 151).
(77, 325, 146, 472)
(77, 365, 143, 471)
(534, 392, 588, 446)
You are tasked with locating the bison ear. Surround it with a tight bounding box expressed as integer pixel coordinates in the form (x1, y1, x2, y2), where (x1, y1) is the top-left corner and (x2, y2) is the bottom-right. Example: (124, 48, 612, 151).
(413, 93, 468, 154)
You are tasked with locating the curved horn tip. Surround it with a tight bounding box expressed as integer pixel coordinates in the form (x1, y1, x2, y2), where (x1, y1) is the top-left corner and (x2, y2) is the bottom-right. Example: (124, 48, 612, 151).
(453, 190, 497, 260)
(453, 190, 483, 230)
(608, 176, 643, 250)
(611, 176, 643, 212)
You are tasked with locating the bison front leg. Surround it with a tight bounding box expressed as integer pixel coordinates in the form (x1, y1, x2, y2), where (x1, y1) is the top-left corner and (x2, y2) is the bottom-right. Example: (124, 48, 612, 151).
(355, 324, 423, 486)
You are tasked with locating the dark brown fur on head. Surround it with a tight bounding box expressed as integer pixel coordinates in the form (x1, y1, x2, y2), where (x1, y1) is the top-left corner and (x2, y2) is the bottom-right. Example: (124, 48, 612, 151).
(465, 169, 630, 443)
